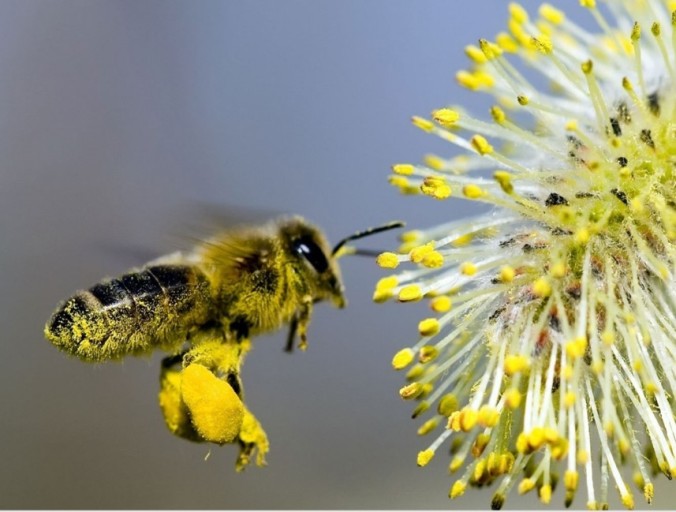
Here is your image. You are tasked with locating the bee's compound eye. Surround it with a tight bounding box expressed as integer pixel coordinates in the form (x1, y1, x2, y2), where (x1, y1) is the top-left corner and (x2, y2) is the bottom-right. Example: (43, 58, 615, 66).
(293, 236, 329, 273)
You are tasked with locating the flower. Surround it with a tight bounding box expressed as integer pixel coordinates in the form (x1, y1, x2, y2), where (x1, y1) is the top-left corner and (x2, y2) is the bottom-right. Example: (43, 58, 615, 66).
(377, 1, 675, 509)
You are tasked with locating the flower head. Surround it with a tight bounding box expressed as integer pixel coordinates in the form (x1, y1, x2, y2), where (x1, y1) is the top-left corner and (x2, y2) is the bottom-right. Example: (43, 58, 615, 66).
(378, 2, 675, 509)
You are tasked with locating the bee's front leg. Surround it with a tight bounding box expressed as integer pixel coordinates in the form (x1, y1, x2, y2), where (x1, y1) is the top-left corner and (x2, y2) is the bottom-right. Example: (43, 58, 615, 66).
(296, 295, 313, 351)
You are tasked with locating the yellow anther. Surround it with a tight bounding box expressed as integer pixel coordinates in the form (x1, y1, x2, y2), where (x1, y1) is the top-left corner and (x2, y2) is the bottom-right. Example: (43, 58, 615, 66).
(399, 382, 422, 400)
(631, 22, 641, 41)
(463, 184, 485, 199)
(372, 288, 392, 303)
(465, 44, 487, 64)
(417, 419, 439, 436)
(411, 401, 430, 419)
(388, 175, 414, 193)
(566, 336, 587, 359)
(478, 38, 502, 59)
(500, 453, 515, 474)
(562, 364, 573, 380)
(539, 4, 564, 24)
(574, 227, 590, 244)
(417, 449, 435, 467)
(430, 295, 452, 313)
(564, 391, 576, 408)
(532, 276, 551, 297)
(472, 433, 490, 458)
(460, 261, 478, 276)
(551, 437, 569, 459)
(398, 284, 423, 303)
(517, 95, 529, 106)
(528, 427, 546, 450)
(580, 0, 596, 8)
(495, 32, 518, 53)
(499, 265, 516, 283)
(591, 360, 603, 375)
(564, 470, 579, 491)
(621, 493, 634, 510)
(478, 405, 500, 428)
(449, 481, 466, 499)
(577, 449, 589, 464)
(423, 154, 445, 170)
(651, 22, 661, 37)
(540, 484, 552, 504)
(504, 354, 529, 376)
(490, 106, 507, 124)
(419, 345, 438, 364)
(437, 393, 459, 416)
(400, 230, 421, 243)
(405, 364, 424, 381)
(456, 70, 494, 90)
(451, 233, 473, 246)
(392, 163, 414, 175)
(432, 108, 460, 128)
(376, 252, 399, 269)
(532, 35, 553, 54)
(518, 478, 536, 494)
(421, 176, 452, 200)
(516, 432, 529, 453)
(409, 242, 435, 263)
(392, 348, 415, 370)
(411, 116, 435, 132)
(473, 458, 487, 483)
(460, 408, 478, 431)
(509, 2, 529, 24)
(565, 119, 577, 131)
(375, 278, 398, 296)
(449, 456, 464, 473)
(470, 135, 493, 155)
(505, 388, 521, 408)
(493, 170, 514, 194)
(645, 483, 654, 504)
(418, 318, 441, 337)
(581, 59, 593, 74)
(550, 261, 567, 278)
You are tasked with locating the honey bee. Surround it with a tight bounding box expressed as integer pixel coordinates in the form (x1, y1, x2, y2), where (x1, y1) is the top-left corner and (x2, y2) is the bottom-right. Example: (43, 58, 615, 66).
(45, 216, 402, 468)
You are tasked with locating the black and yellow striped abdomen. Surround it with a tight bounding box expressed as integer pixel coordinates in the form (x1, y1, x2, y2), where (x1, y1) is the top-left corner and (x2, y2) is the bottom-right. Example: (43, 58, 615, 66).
(45, 264, 212, 361)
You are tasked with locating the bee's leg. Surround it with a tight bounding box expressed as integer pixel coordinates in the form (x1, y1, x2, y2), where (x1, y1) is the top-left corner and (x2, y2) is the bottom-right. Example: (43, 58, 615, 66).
(284, 315, 298, 353)
(296, 295, 313, 351)
(161, 352, 186, 369)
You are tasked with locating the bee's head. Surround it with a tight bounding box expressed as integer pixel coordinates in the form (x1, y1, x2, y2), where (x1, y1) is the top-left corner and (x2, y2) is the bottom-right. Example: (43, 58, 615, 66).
(278, 217, 346, 308)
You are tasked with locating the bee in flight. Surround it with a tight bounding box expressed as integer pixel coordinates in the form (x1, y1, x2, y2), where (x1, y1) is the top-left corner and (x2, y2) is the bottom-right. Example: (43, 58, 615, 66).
(45, 216, 403, 469)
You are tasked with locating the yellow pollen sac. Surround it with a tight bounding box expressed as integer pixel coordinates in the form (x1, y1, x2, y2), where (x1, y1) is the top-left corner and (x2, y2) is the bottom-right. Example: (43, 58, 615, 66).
(418, 318, 441, 337)
(463, 183, 485, 199)
(496, 32, 518, 53)
(398, 285, 423, 302)
(550, 261, 567, 278)
(460, 408, 478, 432)
(577, 449, 589, 465)
(540, 4, 564, 24)
(540, 484, 552, 504)
(376, 275, 398, 291)
(517, 95, 529, 106)
(411, 116, 435, 132)
(509, 2, 529, 24)
(499, 265, 516, 283)
(409, 242, 435, 263)
(564, 470, 579, 491)
(518, 478, 536, 494)
(437, 393, 459, 416)
(472, 433, 490, 457)
(532, 35, 553, 54)
(532, 277, 551, 297)
(490, 106, 507, 124)
(516, 433, 529, 454)
(423, 154, 445, 170)
(405, 364, 424, 381)
(417, 418, 439, 436)
(449, 480, 467, 499)
(432, 108, 460, 128)
(504, 354, 529, 376)
(470, 135, 493, 155)
(621, 493, 635, 510)
(581, 59, 593, 75)
(493, 170, 514, 194)
(651, 22, 661, 36)
(430, 295, 452, 313)
(421, 176, 452, 200)
(465, 44, 487, 64)
(645, 483, 654, 504)
(400, 230, 421, 243)
(451, 233, 473, 247)
(574, 227, 590, 245)
(566, 336, 587, 360)
(372, 288, 392, 303)
(580, 0, 596, 9)
(564, 391, 576, 408)
(460, 261, 478, 276)
(478, 405, 500, 428)
(478, 38, 502, 60)
(417, 449, 435, 467)
(376, 251, 399, 269)
(505, 388, 521, 408)
(180, 364, 245, 444)
(528, 427, 546, 450)
(419, 346, 439, 364)
(551, 437, 569, 460)
(399, 382, 422, 400)
(392, 348, 415, 370)
(392, 163, 415, 175)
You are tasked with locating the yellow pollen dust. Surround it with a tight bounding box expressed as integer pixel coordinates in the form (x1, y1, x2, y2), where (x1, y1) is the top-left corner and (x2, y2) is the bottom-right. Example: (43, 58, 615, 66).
(376, 252, 399, 269)
(504, 354, 529, 375)
(409, 242, 435, 263)
(566, 336, 587, 359)
(478, 405, 500, 428)
(532, 277, 551, 297)
(421, 177, 452, 200)
(499, 265, 515, 283)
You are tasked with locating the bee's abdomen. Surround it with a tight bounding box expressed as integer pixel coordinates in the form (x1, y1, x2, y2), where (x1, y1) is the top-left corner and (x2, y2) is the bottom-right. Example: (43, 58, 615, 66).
(45, 265, 212, 361)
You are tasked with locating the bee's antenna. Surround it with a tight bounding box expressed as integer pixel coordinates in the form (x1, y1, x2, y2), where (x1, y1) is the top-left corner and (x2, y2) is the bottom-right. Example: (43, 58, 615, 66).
(332, 221, 405, 257)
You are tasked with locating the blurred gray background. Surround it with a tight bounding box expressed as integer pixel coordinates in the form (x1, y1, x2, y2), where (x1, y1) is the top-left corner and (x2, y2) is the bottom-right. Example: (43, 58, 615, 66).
(1, 1, 673, 509)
